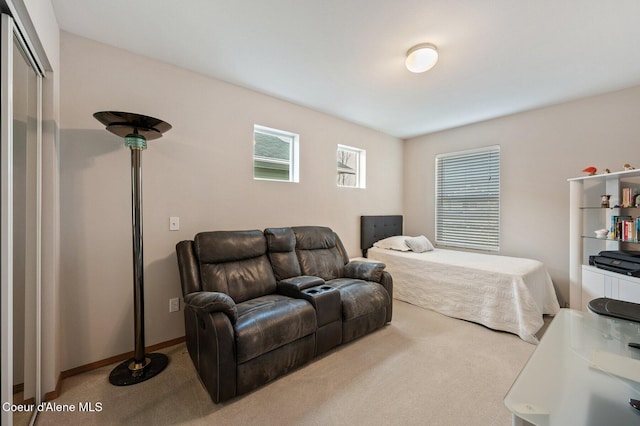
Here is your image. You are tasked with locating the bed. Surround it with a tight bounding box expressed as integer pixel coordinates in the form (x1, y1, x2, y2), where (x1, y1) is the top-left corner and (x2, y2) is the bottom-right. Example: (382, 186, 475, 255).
(360, 215, 560, 344)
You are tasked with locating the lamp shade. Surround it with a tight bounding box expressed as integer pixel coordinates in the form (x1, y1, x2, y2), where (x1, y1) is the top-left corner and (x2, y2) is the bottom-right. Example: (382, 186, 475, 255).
(405, 43, 438, 73)
(93, 111, 172, 140)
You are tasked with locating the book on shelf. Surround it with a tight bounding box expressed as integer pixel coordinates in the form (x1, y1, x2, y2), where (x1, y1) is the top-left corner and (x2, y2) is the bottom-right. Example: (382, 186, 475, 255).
(622, 218, 635, 241)
(610, 215, 640, 241)
(622, 187, 632, 207)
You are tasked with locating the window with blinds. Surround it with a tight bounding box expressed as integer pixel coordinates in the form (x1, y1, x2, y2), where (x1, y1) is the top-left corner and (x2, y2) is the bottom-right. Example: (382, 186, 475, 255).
(435, 146, 500, 251)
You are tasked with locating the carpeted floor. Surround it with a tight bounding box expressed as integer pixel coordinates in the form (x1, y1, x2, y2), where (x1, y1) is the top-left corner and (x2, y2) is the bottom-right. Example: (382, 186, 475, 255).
(33, 300, 540, 425)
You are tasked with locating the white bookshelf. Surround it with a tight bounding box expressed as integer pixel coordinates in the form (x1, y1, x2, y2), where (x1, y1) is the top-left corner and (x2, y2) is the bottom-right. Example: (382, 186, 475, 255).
(568, 169, 640, 309)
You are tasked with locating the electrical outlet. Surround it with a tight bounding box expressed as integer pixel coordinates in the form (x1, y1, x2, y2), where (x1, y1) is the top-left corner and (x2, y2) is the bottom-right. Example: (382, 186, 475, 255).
(169, 297, 180, 312)
(169, 216, 180, 231)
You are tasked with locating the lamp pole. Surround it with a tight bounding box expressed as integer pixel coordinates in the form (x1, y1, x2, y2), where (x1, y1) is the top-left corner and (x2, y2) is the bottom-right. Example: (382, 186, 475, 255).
(128, 132, 148, 374)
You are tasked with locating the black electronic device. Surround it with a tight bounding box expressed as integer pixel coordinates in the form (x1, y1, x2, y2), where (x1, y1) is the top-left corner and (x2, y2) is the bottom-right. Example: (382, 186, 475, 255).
(589, 251, 640, 277)
(588, 297, 640, 323)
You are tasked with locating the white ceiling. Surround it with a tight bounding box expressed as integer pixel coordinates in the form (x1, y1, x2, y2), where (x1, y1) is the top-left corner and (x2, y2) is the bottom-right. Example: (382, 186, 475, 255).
(50, 0, 640, 139)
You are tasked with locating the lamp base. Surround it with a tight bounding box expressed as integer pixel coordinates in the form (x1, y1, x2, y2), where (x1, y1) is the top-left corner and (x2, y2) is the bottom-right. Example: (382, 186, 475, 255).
(108, 352, 168, 386)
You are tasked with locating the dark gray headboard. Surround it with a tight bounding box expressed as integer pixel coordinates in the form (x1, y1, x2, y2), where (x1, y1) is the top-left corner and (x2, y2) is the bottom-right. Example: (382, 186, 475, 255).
(360, 215, 403, 257)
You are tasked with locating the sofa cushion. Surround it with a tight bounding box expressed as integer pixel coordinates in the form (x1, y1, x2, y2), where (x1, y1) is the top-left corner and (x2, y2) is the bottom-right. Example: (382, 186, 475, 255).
(235, 295, 317, 364)
(292, 226, 348, 281)
(324, 278, 389, 321)
(195, 230, 266, 263)
(195, 230, 277, 303)
(294, 226, 338, 250)
(265, 227, 302, 280)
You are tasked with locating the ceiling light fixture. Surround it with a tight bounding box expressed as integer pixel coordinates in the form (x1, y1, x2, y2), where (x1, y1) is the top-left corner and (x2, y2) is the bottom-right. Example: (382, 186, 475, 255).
(405, 43, 439, 73)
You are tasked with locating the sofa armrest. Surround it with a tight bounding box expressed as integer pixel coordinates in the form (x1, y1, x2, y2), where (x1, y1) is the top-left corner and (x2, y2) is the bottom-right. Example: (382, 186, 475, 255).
(278, 278, 342, 342)
(183, 305, 237, 402)
(343, 260, 386, 282)
(277, 275, 325, 297)
(379, 270, 393, 322)
(184, 291, 238, 324)
(176, 240, 201, 295)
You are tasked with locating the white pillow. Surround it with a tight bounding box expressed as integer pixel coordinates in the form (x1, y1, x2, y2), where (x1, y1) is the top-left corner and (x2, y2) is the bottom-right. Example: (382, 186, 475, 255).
(373, 235, 411, 251)
(404, 235, 434, 253)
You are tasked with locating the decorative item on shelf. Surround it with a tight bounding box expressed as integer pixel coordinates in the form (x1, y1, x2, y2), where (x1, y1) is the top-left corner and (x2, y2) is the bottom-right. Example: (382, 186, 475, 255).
(582, 166, 597, 176)
(93, 111, 172, 386)
(625, 163, 635, 170)
(605, 168, 611, 173)
(635, 194, 640, 207)
(601, 194, 611, 208)
(594, 229, 609, 239)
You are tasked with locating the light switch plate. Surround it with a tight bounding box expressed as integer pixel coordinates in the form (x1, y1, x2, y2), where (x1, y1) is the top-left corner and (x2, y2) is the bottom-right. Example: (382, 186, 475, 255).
(169, 216, 180, 231)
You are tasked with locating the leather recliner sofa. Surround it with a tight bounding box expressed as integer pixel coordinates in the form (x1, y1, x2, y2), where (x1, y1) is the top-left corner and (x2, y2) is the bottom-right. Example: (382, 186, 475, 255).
(176, 226, 393, 403)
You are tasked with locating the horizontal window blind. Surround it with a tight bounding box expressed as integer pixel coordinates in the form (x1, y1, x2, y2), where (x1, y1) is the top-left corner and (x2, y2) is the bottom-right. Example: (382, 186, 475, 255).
(435, 146, 500, 251)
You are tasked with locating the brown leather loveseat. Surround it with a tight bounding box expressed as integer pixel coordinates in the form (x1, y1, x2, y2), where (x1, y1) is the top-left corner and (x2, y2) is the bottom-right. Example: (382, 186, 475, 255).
(176, 226, 392, 403)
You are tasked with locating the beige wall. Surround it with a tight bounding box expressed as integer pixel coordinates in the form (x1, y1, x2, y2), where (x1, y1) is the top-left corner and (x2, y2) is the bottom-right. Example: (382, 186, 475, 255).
(403, 85, 640, 306)
(59, 32, 403, 370)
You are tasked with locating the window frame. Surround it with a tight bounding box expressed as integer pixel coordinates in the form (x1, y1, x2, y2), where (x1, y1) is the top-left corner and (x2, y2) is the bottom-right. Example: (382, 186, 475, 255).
(435, 145, 501, 251)
(253, 124, 299, 183)
(337, 144, 366, 189)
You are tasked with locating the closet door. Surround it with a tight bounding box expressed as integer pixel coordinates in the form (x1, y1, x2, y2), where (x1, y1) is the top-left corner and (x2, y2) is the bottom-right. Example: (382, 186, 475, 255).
(1, 11, 42, 426)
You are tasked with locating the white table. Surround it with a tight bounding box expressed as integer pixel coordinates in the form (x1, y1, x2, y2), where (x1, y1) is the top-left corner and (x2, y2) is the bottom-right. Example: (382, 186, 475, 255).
(504, 308, 640, 425)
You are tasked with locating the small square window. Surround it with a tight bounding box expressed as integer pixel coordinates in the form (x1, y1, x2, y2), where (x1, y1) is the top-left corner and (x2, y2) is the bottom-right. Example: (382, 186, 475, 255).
(337, 144, 366, 188)
(253, 125, 299, 182)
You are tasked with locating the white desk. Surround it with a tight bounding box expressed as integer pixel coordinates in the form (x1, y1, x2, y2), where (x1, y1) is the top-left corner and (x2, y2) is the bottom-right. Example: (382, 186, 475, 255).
(504, 308, 640, 425)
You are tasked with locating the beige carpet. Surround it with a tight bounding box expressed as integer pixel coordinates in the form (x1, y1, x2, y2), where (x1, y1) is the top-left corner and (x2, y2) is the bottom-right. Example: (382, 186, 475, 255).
(34, 300, 538, 426)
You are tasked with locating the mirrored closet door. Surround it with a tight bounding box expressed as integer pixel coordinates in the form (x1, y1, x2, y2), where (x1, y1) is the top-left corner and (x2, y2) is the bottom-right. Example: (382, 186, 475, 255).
(1, 10, 43, 426)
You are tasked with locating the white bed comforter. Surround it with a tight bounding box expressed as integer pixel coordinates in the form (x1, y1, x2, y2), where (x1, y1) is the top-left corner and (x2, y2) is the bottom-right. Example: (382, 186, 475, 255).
(368, 247, 560, 344)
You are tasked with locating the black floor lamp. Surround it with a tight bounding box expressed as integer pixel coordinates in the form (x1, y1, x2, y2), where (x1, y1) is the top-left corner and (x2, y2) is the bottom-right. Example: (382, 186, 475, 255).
(93, 111, 172, 386)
